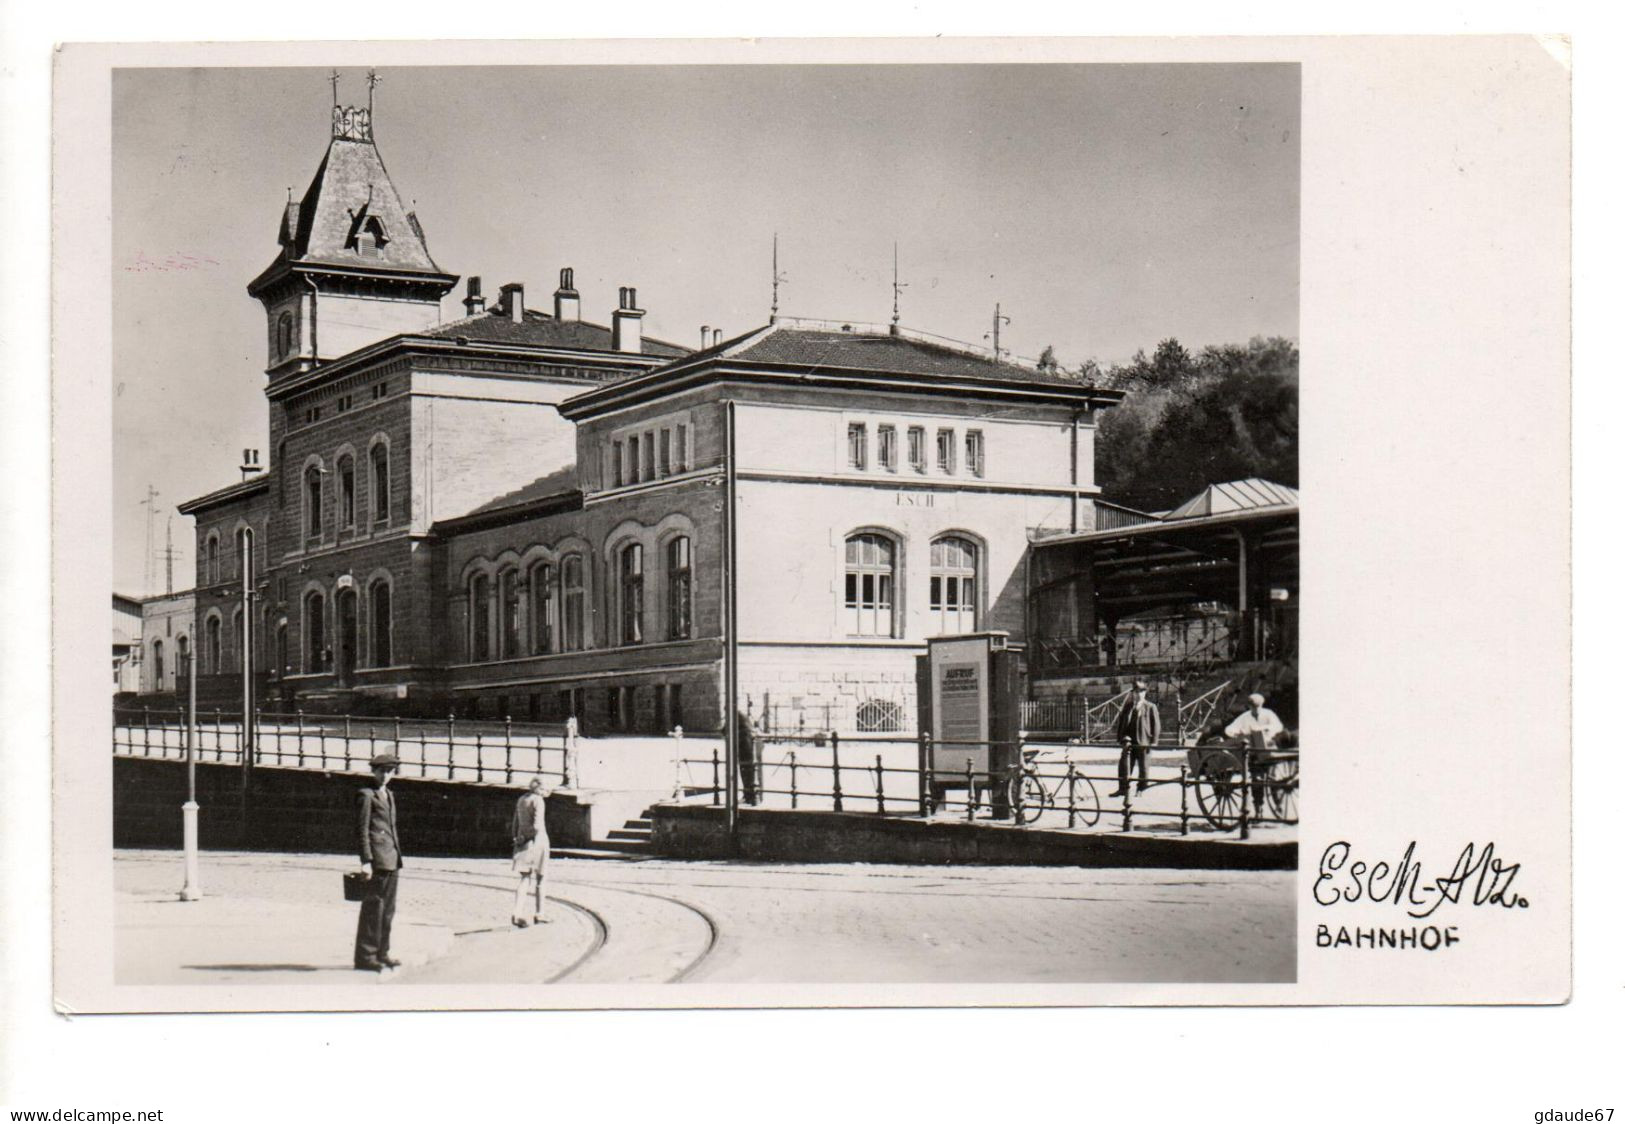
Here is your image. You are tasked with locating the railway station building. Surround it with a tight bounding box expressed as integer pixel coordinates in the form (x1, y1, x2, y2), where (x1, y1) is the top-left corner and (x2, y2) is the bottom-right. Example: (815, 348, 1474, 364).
(158, 98, 1131, 734)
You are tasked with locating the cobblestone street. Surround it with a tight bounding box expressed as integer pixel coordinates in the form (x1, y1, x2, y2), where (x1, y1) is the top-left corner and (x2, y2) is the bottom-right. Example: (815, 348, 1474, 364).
(116, 849, 1294, 987)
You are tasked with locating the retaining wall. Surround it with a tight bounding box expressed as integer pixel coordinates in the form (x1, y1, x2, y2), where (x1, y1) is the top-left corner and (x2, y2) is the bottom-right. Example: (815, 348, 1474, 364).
(113, 756, 594, 856)
(650, 804, 1295, 870)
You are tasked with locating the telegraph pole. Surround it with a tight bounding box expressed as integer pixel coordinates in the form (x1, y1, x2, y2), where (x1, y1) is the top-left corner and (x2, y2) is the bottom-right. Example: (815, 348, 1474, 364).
(239, 526, 257, 786)
(723, 401, 740, 840)
(179, 644, 201, 901)
(989, 303, 1012, 363)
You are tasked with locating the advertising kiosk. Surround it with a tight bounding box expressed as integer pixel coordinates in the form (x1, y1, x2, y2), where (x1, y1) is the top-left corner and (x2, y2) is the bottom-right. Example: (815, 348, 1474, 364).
(917, 632, 1024, 817)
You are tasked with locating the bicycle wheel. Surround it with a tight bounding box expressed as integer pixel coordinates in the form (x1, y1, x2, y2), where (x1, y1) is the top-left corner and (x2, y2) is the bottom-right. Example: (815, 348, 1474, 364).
(1010, 771, 1048, 825)
(1064, 771, 1102, 828)
(1195, 749, 1245, 830)
(1266, 757, 1299, 824)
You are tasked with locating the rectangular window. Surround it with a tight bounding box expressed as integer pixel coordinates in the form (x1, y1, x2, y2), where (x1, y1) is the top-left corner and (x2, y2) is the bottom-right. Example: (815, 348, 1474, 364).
(613, 441, 625, 488)
(627, 436, 640, 484)
(659, 429, 671, 477)
(908, 426, 927, 473)
(847, 422, 868, 470)
(675, 424, 688, 472)
(643, 432, 656, 481)
(878, 425, 898, 472)
(936, 428, 956, 474)
(966, 429, 985, 478)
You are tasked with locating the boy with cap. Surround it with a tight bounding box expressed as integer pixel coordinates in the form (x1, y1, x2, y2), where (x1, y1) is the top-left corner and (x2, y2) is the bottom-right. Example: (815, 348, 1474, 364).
(355, 752, 404, 972)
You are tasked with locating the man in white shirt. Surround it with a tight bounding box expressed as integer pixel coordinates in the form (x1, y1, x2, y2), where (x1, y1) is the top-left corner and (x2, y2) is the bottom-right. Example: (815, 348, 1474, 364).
(1224, 693, 1284, 747)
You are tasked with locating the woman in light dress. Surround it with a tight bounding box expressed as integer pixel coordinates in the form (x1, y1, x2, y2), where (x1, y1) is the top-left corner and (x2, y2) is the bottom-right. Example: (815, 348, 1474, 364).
(511, 777, 550, 928)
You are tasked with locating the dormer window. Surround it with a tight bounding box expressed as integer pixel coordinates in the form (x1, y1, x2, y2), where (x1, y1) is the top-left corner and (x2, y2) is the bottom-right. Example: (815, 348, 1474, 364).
(344, 199, 390, 256)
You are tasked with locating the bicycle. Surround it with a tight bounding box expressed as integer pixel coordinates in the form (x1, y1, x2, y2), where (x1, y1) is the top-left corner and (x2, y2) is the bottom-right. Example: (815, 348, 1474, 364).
(1007, 744, 1102, 827)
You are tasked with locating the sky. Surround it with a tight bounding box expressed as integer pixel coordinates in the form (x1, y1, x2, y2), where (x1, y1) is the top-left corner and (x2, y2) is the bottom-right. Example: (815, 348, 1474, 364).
(111, 63, 1298, 596)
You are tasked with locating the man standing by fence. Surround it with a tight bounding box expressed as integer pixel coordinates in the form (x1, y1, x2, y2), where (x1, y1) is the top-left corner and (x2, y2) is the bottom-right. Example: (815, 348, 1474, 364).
(1110, 681, 1161, 798)
(355, 751, 403, 972)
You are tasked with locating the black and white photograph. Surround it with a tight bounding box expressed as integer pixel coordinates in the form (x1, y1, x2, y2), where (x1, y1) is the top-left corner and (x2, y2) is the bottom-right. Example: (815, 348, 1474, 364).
(101, 60, 1302, 997)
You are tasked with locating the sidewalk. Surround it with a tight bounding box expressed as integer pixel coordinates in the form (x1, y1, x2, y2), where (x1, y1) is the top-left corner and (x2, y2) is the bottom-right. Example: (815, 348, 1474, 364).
(115, 888, 456, 986)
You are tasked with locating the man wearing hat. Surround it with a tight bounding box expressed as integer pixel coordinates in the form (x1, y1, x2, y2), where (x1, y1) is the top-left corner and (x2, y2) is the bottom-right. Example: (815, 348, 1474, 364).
(1225, 693, 1285, 747)
(354, 752, 404, 972)
(1110, 680, 1161, 798)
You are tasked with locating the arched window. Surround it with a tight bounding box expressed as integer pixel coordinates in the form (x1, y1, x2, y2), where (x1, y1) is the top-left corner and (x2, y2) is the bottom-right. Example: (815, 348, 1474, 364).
(277, 312, 294, 358)
(371, 581, 392, 667)
(469, 573, 492, 661)
(152, 640, 165, 689)
(370, 443, 390, 526)
(305, 591, 326, 673)
(666, 536, 692, 640)
(930, 536, 980, 635)
(561, 555, 585, 652)
(844, 533, 897, 637)
(618, 543, 644, 645)
(530, 561, 555, 654)
(205, 534, 220, 585)
(205, 615, 222, 676)
(304, 465, 323, 539)
(337, 455, 356, 529)
(498, 568, 522, 658)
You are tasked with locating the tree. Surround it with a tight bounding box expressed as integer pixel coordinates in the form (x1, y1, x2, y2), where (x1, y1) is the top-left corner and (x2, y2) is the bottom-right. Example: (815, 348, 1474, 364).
(1096, 336, 1298, 511)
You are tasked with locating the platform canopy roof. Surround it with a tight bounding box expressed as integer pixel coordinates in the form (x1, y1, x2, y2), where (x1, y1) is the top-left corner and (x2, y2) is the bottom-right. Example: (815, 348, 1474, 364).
(1164, 478, 1299, 522)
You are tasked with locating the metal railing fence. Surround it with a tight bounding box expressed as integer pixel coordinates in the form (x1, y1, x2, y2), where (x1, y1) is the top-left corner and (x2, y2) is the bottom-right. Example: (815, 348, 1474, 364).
(113, 706, 576, 787)
(675, 731, 1298, 838)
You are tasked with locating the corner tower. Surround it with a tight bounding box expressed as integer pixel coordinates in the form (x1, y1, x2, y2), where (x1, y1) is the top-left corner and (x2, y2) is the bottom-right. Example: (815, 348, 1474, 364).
(247, 76, 458, 379)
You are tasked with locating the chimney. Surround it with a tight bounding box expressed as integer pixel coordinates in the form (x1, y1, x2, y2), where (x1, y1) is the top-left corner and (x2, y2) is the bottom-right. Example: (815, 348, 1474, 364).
(498, 282, 525, 323)
(612, 286, 644, 354)
(700, 325, 711, 348)
(554, 267, 580, 321)
(463, 276, 485, 316)
(239, 448, 263, 481)
(712, 328, 723, 347)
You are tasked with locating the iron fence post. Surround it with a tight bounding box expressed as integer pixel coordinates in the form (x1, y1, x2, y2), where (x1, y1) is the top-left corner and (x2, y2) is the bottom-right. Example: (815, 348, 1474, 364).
(1121, 781, 1134, 833)
(296, 710, 305, 767)
(142, 707, 151, 756)
(342, 718, 352, 771)
(917, 730, 931, 817)
(831, 732, 844, 812)
(504, 716, 514, 785)
(711, 748, 720, 806)
(1066, 763, 1078, 829)
(564, 715, 580, 789)
(447, 713, 456, 780)
(275, 714, 284, 765)
(368, 722, 376, 772)
(214, 708, 224, 762)
(476, 730, 485, 783)
(671, 725, 685, 801)
(965, 757, 975, 821)
(1179, 766, 1190, 835)
(1240, 753, 1252, 840)
(788, 750, 798, 809)
(874, 754, 886, 816)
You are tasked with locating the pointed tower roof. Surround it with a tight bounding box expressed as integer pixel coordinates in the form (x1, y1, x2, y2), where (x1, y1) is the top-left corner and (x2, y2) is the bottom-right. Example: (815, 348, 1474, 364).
(248, 101, 456, 298)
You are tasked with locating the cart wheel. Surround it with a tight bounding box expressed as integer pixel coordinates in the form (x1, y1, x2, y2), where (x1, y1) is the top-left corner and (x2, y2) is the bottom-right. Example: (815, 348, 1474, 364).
(1267, 757, 1299, 824)
(1067, 772, 1102, 828)
(1196, 749, 1245, 830)
(1010, 771, 1048, 825)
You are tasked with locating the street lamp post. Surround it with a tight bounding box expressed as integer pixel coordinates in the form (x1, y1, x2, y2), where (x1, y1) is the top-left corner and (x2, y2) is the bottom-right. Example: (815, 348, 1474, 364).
(179, 648, 201, 901)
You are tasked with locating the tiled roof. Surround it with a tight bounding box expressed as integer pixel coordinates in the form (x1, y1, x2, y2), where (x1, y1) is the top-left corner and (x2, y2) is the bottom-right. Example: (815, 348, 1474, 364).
(282, 137, 443, 275)
(690, 323, 1091, 388)
(462, 464, 580, 518)
(420, 309, 689, 359)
